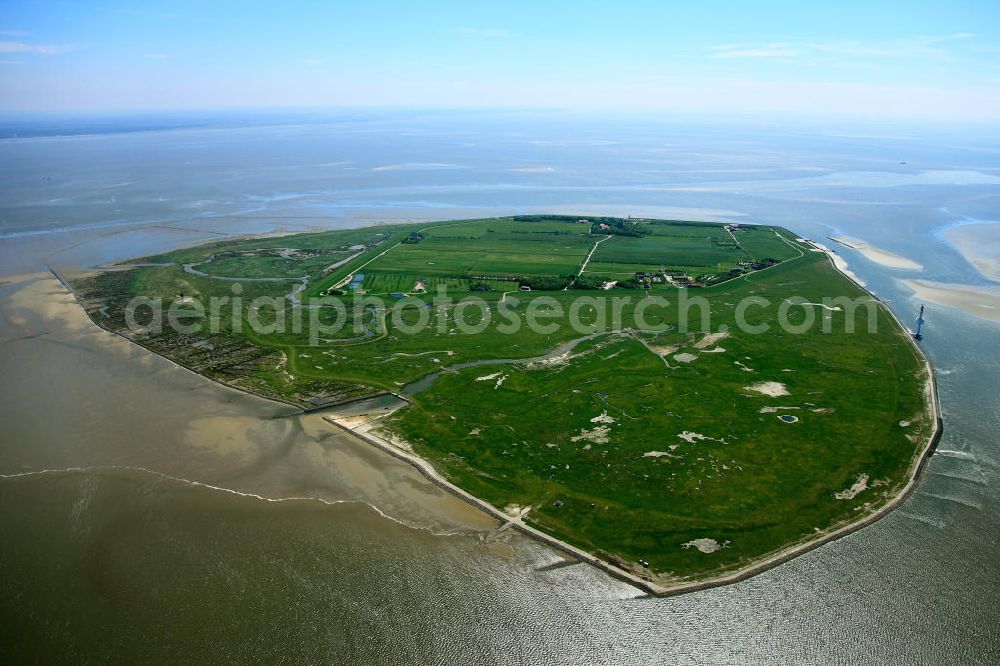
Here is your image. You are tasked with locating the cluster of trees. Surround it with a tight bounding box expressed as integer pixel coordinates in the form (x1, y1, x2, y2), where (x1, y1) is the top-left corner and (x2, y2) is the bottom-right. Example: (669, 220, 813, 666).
(647, 219, 720, 229)
(511, 214, 628, 226)
(511, 215, 579, 223)
(402, 232, 425, 244)
(594, 223, 652, 238)
(570, 274, 608, 290)
(519, 275, 574, 290)
(614, 277, 645, 289)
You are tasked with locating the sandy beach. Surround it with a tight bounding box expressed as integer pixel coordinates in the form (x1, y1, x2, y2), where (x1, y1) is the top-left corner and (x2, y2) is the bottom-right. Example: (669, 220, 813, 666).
(802, 240, 865, 285)
(830, 235, 924, 270)
(904, 279, 1000, 324)
(944, 222, 1000, 282)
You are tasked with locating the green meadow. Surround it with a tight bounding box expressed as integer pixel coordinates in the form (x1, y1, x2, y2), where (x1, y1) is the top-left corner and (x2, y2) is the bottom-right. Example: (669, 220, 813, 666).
(72, 215, 934, 584)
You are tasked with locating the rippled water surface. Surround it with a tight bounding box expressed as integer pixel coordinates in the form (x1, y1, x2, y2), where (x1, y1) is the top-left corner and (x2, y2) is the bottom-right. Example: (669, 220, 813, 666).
(1, 112, 998, 663)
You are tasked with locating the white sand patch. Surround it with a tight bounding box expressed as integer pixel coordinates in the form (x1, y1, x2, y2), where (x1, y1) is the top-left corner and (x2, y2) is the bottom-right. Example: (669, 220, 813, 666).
(677, 431, 707, 443)
(503, 504, 532, 519)
(945, 222, 1000, 281)
(899, 420, 911, 427)
(494, 374, 508, 389)
(527, 351, 573, 369)
(835, 473, 870, 500)
(694, 331, 730, 349)
(476, 372, 502, 382)
(591, 412, 617, 424)
(652, 344, 679, 357)
(702, 347, 726, 353)
(787, 300, 843, 311)
(904, 279, 1000, 325)
(643, 451, 672, 458)
(681, 538, 725, 554)
(745, 381, 789, 397)
(571, 425, 610, 445)
(468, 428, 481, 436)
(830, 235, 923, 270)
(673, 352, 699, 363)
(759, 406, 800, 413)
(734, 360, 754, 372)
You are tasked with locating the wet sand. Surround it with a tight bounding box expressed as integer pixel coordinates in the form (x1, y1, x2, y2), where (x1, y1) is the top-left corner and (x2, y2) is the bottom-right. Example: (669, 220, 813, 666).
(0, 271, 496, 536)
(2, 119, 998, 661)
(904, 279, 1000, 324)
(944, 222, 1000, 282)
(830, 235, 923, 270)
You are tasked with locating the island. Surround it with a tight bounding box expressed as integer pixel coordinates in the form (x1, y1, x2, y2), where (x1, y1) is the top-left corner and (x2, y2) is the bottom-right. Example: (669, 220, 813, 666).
(69, 215, 940, 594)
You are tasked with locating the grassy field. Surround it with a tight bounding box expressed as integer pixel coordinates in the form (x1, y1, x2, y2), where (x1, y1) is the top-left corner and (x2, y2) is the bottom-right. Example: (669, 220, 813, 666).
(385, 256, 931, 580)
(366, 225, 596, 278)
(360, 272, 520, 294)
(71, 215, 934, 586)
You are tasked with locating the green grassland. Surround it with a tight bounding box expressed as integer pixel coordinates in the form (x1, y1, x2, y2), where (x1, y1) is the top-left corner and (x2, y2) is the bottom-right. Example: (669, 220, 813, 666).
(367, 236, 594, 277)
(71, 215, 934, 586)
(386, 257, 931, 580)
(360, 272, 520, 294)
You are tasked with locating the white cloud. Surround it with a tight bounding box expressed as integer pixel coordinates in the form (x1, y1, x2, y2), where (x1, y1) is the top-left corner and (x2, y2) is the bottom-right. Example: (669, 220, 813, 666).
(710, 33, 975, 61)
(0, 41, 74, 55)
(144, 53, 170, 60)
(0, 59, 23, 65)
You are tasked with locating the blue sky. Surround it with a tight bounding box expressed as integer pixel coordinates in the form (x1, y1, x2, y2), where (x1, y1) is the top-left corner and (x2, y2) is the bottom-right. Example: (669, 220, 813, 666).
(2, 0, 999, 120)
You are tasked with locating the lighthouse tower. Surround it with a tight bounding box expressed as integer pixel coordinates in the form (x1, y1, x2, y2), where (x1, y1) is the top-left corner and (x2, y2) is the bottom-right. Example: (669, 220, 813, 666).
(913, 305, 926, 341)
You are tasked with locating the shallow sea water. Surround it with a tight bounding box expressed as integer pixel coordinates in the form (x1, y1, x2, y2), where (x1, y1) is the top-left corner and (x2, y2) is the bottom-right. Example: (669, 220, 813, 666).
(1, 112, 997, 663)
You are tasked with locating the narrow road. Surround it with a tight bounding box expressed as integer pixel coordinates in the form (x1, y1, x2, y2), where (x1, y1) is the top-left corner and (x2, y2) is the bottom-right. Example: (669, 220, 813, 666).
(331, 241, 401, 290)
(727, 226, 754, 262)
(565, 234, 613, 289)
